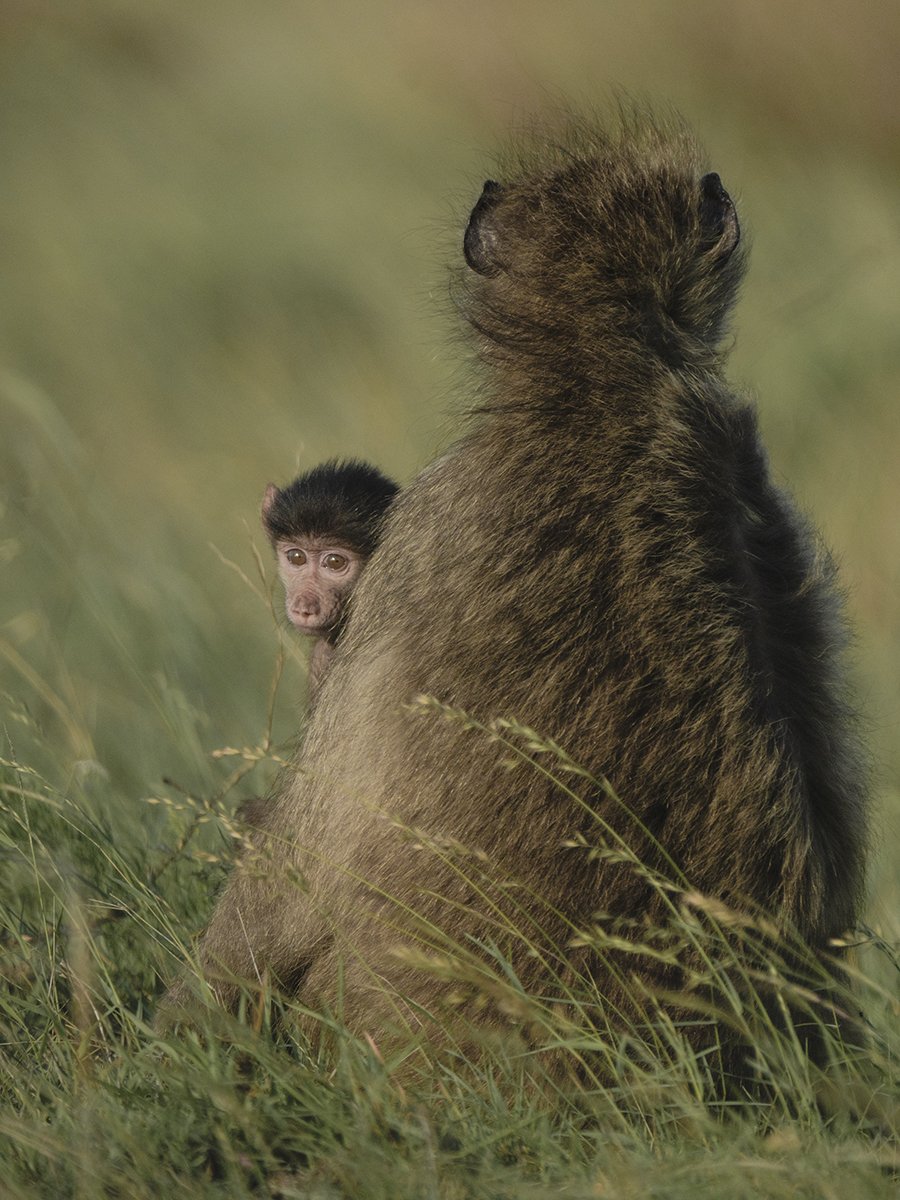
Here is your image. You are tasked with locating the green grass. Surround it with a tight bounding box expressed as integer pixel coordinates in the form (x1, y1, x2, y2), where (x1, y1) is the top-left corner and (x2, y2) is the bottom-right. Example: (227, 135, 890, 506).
(1, 716, 898, 1198)
(1, 1, 898, 1195)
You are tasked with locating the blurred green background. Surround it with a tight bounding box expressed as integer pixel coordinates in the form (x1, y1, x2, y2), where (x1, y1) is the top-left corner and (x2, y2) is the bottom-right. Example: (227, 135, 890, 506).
(1, 1, 898, 936)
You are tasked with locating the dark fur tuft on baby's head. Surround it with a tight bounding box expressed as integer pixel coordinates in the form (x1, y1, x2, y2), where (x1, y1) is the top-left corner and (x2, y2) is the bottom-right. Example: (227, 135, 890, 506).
(263, 459, 399, 554)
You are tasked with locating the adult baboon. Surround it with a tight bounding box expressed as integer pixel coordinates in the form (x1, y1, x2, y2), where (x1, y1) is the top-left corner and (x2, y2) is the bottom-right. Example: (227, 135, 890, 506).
(167, 112, 867, 1061)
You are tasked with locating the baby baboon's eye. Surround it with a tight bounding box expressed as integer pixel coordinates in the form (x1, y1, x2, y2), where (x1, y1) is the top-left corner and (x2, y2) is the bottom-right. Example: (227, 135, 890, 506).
(285, 548, 306, 566)
(322, 553, 349, 572)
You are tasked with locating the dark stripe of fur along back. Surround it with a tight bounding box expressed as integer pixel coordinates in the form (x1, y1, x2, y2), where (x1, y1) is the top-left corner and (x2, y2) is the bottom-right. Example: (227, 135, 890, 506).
(167, 108, 869, 1073)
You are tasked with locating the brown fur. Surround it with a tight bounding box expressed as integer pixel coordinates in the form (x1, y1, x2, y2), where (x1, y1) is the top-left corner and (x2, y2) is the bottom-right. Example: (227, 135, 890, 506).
(165, 111, 868, 1063)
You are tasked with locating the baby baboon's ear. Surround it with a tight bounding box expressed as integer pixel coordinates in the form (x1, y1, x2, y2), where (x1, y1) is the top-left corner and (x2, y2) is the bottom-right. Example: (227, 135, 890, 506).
(699, 172, 740, 260)
(261, 483, 279, 520)
(463, 180, 507, 277)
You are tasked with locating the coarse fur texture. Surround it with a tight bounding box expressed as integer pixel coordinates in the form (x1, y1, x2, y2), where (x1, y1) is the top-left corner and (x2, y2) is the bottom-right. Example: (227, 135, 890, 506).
(166, 110, 868, 1065)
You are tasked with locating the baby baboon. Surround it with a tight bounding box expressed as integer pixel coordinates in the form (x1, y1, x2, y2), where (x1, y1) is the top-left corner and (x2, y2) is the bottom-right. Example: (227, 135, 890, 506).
(261, 459, 399, 697)
(169, 112, 868, 1063)
(230, 461, 398, 837)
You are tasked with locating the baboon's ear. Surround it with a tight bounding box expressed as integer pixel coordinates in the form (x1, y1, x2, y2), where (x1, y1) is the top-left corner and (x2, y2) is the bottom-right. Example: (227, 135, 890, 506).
(261, 483, 279, 522)
(699, 172, 740, 260)
(464, 180, 506, 277)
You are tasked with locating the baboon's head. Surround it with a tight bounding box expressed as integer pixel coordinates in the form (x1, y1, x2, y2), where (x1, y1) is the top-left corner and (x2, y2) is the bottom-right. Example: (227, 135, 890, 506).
(463, 117, 745, 367)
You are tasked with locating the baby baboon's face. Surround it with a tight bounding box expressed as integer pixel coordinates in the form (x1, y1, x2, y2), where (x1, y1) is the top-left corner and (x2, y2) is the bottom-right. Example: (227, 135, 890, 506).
(274, 537, 364, 636)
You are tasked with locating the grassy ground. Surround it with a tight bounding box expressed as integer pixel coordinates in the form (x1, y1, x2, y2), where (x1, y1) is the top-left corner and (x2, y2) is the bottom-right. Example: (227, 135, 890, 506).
(1, 2, 898, 1195)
